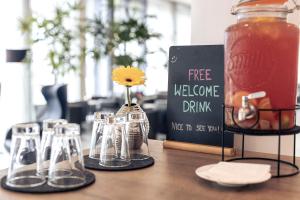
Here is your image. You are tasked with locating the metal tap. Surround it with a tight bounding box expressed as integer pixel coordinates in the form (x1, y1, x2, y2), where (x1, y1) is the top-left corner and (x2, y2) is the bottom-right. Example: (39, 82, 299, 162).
(238, 91, 266, 122)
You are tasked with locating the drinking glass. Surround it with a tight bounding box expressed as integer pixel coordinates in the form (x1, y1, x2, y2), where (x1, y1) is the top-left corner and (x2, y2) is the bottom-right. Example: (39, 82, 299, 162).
(48, 123, 86, 188)
(6, 123, 45, 188)
(99, 116, 130, 167)
(39, 119, 67, 177)
(89, 112, 114, 159)
(127, 111, 150, 160)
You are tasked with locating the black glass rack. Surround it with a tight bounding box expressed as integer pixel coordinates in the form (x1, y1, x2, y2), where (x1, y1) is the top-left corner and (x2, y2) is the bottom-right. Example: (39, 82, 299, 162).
(221, 105, 300, 178)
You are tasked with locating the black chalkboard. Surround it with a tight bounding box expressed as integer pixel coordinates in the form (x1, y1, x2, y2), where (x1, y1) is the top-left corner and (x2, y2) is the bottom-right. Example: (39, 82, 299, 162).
(167, 45, 233, 148)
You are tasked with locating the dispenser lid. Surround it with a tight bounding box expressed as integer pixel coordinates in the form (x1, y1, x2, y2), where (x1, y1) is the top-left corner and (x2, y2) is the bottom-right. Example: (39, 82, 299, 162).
(232, 0, 298, 14)
(237, 0, 288, 6)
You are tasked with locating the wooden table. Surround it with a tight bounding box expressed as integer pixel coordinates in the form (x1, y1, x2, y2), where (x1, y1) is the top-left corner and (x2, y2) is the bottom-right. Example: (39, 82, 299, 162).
(0, 140, 300, 200)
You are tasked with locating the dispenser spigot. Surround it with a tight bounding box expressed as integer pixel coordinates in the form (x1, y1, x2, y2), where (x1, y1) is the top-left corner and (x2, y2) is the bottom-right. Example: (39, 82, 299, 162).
(238, 91, 266, 122)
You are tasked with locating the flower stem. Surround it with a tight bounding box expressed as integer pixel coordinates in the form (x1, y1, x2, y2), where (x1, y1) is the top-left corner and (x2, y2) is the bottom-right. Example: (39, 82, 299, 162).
(126, 86, 131, 109)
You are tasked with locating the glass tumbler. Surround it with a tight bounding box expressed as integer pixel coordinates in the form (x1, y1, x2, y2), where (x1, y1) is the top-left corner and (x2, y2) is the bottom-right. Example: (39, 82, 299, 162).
(89, 112, 114, 159)
(39, 119, 67, 177)
(48, 123, 86, 188)
(6, 123, 46, 188)
(127, 111, 150, 160)
(99, 116, 130, 167)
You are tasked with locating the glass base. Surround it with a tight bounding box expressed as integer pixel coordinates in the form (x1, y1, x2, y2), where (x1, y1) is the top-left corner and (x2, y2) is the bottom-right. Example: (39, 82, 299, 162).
(51, 169, 73, 176)
(48, 176, 86, 188)
(99, 159, 131, 168)
(130, 154, 151, 161)
(88, 154, 100, 160)
(6, 176, 45, 188)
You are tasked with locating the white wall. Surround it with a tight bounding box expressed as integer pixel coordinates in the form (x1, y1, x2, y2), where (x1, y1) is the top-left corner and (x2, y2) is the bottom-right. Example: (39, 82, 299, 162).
(191, 0, 300, 43)
(191, 0, 237, 44)
(191, 0, 300, 156)
(0, 0, 30, 153)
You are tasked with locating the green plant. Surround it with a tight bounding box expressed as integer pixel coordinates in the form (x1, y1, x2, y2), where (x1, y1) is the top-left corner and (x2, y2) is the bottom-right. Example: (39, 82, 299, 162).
(107, 16, 161, 67)
(19, 0, 161, 89)
(87, 15, 107, 65)
(20, 2, 84, 84)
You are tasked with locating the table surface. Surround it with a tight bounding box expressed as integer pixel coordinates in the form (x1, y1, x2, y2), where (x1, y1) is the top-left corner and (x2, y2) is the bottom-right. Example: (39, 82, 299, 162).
(0, 140, 300, 200)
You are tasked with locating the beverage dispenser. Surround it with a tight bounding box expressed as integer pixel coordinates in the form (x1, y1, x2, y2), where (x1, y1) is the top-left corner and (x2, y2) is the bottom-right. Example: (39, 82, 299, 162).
(224, 0, 299, 130)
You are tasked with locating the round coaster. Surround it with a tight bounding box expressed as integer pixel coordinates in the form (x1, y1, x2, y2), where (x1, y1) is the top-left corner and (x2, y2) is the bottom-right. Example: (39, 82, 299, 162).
(84, 155, 155, 171)
(1, 170, 95, 193)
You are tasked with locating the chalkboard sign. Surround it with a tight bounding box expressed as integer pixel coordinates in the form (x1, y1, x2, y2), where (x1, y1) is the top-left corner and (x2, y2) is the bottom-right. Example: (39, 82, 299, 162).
(166, 45, 233, 149)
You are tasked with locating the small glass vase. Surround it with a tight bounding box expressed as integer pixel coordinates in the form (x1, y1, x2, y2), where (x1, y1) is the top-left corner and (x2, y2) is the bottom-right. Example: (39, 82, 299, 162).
(116, 103, 149, 150)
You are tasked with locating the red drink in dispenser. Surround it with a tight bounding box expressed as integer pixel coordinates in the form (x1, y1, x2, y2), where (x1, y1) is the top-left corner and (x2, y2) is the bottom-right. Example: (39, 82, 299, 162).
(225, 0, 299, 130)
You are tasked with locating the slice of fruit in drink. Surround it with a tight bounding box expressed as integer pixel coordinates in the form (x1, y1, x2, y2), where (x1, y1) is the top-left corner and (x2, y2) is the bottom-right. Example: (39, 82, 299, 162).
(258, 97, 274, 121)
(272, 113, 292, 130)
(282, 114, 290, 129)
(259, 120, 271, 129)
(225, 92, 234, 106)
(225, 109, 234, 126)
(271, 119, 279, 130)
(281, 112, 293, 129)
(241, 8, 281, 40)
(253, 17, 276, 23)
(254, 18, 280, 40)
(233, 91, 258, 108)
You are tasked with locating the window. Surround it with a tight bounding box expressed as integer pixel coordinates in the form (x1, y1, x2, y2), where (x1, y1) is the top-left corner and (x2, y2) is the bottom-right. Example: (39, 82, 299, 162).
(145, 0, 191, 95)
(30, 0, 82, 104)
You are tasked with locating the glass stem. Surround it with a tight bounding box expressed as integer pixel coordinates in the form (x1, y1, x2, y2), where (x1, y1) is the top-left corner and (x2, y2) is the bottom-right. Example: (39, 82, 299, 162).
(127, 86, 131, 109)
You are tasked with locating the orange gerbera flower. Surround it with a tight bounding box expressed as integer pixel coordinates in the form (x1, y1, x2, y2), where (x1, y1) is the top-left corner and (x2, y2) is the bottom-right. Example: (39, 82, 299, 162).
(112, 66, 145, 87)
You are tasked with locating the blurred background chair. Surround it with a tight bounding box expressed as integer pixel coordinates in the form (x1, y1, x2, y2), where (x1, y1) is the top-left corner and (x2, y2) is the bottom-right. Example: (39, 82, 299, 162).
(4, 122, 43, 152)
(36, 84, 68, 121)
